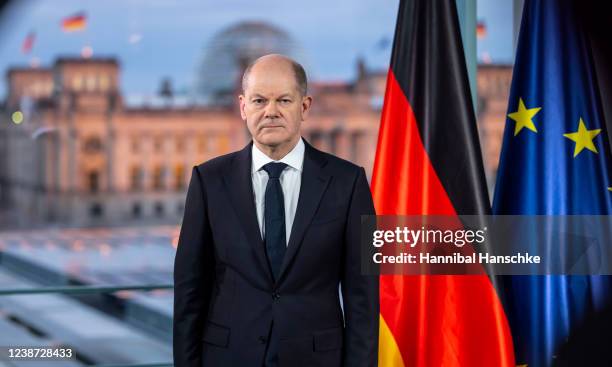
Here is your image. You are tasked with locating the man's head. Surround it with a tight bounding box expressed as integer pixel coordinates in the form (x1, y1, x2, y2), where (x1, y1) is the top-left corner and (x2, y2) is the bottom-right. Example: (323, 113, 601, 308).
(239, 54, 312, 156)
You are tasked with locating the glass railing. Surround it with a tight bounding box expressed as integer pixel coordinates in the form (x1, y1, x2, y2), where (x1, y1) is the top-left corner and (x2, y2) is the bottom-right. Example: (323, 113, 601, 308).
(0, 284, 174, 367)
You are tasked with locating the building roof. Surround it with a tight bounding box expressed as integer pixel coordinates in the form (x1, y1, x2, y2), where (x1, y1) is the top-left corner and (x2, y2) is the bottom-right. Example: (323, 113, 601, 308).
(55, 56, 119, 67)
(477, 63, 513, 70)
(310, 81, 353, 93)
(5, 67, 52, 78)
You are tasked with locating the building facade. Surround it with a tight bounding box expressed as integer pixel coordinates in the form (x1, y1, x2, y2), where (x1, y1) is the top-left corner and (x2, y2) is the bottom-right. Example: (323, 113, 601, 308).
(476, 64, 514, 192)
(0, 48, 512, 229)
(0, 57, 385, 228)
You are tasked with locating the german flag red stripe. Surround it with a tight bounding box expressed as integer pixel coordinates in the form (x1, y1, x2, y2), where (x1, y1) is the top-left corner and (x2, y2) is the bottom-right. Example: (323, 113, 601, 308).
(372, 1, 515, 366)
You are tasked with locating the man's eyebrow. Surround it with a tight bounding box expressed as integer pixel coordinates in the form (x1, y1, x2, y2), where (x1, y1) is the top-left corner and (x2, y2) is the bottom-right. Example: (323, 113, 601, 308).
(249, 93, 294, 99)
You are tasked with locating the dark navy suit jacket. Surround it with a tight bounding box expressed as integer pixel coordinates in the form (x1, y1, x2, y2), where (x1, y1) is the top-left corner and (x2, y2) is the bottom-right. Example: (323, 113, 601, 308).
(173, 139, 379, 367)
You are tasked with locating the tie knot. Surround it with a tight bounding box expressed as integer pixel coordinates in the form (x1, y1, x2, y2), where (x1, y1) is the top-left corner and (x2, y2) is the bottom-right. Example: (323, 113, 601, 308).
(262, 162, 287, 179)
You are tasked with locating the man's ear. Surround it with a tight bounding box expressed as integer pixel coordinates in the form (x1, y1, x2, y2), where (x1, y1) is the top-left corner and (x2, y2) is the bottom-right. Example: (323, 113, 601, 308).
(239, 95, 247, 120)
(301, 95, 313, 119)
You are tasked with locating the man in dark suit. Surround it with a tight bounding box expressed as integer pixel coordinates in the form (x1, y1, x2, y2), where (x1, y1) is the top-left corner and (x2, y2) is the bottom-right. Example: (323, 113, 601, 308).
(173, 54, 379, 367)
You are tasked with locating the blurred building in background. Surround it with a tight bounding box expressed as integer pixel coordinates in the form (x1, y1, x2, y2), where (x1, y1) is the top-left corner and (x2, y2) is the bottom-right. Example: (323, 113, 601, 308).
(0, 57, 243, 228)
(477, 64, 513, 191)
(0, 21, 386, 229)
(0, 20, 511, 229)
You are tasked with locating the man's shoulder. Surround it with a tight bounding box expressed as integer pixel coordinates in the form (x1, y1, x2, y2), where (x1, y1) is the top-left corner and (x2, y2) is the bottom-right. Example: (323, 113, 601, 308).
(308, 144, 364, 178)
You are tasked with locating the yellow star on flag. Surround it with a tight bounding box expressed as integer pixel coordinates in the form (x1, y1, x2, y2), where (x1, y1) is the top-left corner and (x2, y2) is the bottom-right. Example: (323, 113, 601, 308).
(608, 187, 612, 192)
(563, 118, 601, 158)
(508, 98, 542, 136)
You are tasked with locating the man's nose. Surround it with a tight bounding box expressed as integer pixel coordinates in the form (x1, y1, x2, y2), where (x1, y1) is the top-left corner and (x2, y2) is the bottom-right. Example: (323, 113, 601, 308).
(264, 101, 280, 119)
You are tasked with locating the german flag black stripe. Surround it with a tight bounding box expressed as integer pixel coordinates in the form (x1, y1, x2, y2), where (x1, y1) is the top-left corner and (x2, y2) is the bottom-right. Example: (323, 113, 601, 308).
(389, 0, 490, 216)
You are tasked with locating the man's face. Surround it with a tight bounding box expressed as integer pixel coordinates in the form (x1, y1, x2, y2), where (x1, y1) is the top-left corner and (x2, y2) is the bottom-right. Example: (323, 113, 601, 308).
(239, 62, 311, 149)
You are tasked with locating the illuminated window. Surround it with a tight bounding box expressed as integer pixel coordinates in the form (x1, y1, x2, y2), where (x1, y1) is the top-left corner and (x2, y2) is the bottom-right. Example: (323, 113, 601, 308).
(86, 75, 96, 91)
(174, 164, 185, 190)
(32, 82, 42, 96)
(88, 170, 100, 193)
(152, 165, 165, 190)
(99, 75, 110, 91)
(130, 165, 143, 191)
(72, 74, 83, 91)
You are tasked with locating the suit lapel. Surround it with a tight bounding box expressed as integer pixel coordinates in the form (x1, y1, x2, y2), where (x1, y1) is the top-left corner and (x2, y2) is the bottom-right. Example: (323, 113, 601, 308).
(222, 142, 273, 283)
(277, 142, 331, 282)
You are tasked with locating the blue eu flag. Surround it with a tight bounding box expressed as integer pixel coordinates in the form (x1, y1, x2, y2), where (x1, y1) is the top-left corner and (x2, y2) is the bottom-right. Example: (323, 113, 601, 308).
(493, 0, 612, 365)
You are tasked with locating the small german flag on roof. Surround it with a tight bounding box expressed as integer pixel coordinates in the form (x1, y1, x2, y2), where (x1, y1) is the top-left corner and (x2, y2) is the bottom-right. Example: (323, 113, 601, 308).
(61, 12, 86, 32)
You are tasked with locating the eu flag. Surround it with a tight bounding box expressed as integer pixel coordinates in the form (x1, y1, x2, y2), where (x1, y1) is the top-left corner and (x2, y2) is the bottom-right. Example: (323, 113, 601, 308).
(493, 0, 612, 366)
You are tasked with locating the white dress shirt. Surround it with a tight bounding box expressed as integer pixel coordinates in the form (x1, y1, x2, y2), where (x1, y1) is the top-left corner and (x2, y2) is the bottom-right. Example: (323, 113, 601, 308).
(251, 138, 304, 245)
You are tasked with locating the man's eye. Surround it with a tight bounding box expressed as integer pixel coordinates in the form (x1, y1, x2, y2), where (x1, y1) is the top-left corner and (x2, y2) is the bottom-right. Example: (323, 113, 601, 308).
(253, 99, 264, 104)
(279, 99, 291, 103)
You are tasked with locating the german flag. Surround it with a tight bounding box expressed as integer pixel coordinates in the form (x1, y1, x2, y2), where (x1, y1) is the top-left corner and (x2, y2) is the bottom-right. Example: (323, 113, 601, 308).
(61, 12, 86, 32)
(372, 1, 515, 366)
(477, 21, 487, 39)
(21, 31, 35, 54)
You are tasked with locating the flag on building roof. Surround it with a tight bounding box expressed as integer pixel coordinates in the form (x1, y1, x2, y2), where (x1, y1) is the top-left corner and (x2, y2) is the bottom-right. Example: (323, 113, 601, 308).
(62, 12, 86, 32)
(21, 31, 35, 54)
(476, 20, 487, 39)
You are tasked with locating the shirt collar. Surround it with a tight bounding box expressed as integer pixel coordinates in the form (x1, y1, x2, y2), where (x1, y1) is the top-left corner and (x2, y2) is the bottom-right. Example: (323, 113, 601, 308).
(252, 137, 305, 174)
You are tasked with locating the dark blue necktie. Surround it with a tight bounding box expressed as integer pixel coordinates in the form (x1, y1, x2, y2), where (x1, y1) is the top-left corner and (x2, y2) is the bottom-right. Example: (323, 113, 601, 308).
(262, 162, 288, 281)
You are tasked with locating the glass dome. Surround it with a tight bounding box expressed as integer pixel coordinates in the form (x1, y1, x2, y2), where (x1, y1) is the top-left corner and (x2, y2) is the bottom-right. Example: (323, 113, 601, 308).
(195, 21, 299, 106)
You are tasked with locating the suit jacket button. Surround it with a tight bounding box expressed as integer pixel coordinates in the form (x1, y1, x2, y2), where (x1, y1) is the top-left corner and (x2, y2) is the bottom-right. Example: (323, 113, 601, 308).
(272, 292, 280, 301)
(258, 336, 267, 344)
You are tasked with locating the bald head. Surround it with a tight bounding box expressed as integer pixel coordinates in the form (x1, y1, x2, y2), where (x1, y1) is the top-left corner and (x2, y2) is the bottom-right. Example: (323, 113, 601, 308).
(241, 54, 308, 96)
